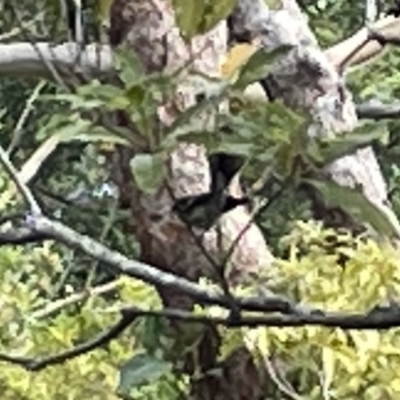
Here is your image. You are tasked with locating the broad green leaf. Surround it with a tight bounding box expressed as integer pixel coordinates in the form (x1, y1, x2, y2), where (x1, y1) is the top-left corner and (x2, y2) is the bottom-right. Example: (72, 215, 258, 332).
(233, 45, 293, 90)
(130, 152, 166, 195)
(39, 114, 130, 146)
(117, 352, 171, 398)
(77, 81, 123, 102)
(114, 46, 145, 86)
(174, 130, 218, 149)
(304, 178, 400, 237)
(172, 0, 236, 40)
(172, 0, 204, 40)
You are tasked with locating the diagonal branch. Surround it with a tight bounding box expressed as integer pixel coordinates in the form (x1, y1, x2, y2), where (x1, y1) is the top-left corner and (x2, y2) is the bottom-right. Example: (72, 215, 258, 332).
(0, 145, 42, 215)
(24, 214, 303, 315)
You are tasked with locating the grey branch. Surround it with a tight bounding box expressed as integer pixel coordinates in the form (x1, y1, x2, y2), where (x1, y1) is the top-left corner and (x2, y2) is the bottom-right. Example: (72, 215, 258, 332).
(0, 42, 399, 121)
(25, 214, 302, 315)
(2, 302, 400, 371)
(0, 43, 112, 81)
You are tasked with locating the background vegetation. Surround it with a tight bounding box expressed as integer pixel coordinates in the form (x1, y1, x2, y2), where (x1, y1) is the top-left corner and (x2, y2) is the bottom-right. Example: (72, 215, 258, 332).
(1, 0, 400, 399)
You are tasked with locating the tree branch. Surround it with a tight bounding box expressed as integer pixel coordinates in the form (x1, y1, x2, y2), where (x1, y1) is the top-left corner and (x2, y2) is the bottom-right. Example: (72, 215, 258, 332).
(0, 145, 42, 215)
(24, 214, 303, 315)
(122, 302, 400, 330)
(0, 225, 49, 245)
(0, 42, 112, 81)
(0, 307, 138, 371)
(2, 301, 400, 371)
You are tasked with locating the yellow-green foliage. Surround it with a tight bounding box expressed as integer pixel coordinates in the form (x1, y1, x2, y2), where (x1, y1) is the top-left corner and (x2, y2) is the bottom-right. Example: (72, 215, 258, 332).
(0, 242, 169, 400)
(241, 221, 400, 399)
(2, 220, 400, 399)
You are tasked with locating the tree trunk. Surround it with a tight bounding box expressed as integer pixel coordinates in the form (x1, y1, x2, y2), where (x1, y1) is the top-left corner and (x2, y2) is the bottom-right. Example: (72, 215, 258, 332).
(108, 0, 272, 398)
(107, 0, 400, 398)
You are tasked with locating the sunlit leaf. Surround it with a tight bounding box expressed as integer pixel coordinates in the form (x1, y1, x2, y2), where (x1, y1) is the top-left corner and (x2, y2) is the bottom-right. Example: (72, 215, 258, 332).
(321, 346, 336, 393)
(172, 0, 204, 40)
(113, 46, 145, 86)
(130, 152, 167, 195)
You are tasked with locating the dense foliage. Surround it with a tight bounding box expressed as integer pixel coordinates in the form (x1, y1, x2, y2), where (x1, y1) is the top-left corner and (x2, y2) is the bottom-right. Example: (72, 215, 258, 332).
(2, 0, 400, 399)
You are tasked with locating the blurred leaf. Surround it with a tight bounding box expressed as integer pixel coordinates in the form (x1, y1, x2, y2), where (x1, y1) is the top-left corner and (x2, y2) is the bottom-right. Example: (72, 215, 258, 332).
(172, 0, 204, 40)
(305, 178, 400, 237)
(172, 0, 236, 40)
(308, 123, 389, 167)
(233, 45, 293, 90)
(321, 346, 336, 394)
(114, 46, 145, 87)
(130, 152, 167, 195)
(117, 352, 171, 398)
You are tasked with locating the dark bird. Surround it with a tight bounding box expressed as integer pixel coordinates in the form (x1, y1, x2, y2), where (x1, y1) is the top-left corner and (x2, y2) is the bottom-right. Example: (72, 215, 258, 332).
(172, 152, 249, 230)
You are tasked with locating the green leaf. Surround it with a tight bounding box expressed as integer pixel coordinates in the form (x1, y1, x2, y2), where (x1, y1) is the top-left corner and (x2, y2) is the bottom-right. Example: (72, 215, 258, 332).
(213, 141, 254, 157)
(39, 113, 131, 146)
(114, 46, 145, 87)
(304, 178, 400, 237)
(117, 352, 171, 398)
(41, 93, 105, 110)
(307, 123, 389, 167)
(60, 127, 130, 146)
(77, 81, 123, 101)
(130, 152, 167, 195)
(172, 0, 236, 40)
(172, 0, 204, 40)
(200, 0, 237, 37)
(233, 45, 293, 90)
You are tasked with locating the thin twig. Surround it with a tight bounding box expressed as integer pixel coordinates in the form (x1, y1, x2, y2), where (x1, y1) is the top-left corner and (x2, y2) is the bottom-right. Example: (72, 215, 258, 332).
(0, 308, 137, 371)
(7, 80, 47, 155)
(0, 145, 42, 215)
(30, 279, 123, 320)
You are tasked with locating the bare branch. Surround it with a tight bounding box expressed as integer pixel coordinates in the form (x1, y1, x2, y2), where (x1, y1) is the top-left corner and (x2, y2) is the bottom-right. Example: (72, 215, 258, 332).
(121, 302, 400, 330)
(356, 102, 400, 119)
(0, 43, 112, 81)
(3, 301, 400, 371)
(30, 280, 123, 320)
(21, 214, 302, 314)
(0, 225, 49, 245)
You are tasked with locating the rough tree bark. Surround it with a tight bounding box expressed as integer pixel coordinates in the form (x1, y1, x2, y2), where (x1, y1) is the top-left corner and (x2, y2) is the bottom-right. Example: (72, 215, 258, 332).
(104, 0, 400, 399)
(107, 1, 271, 398)
(1, 0, 400, 398)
